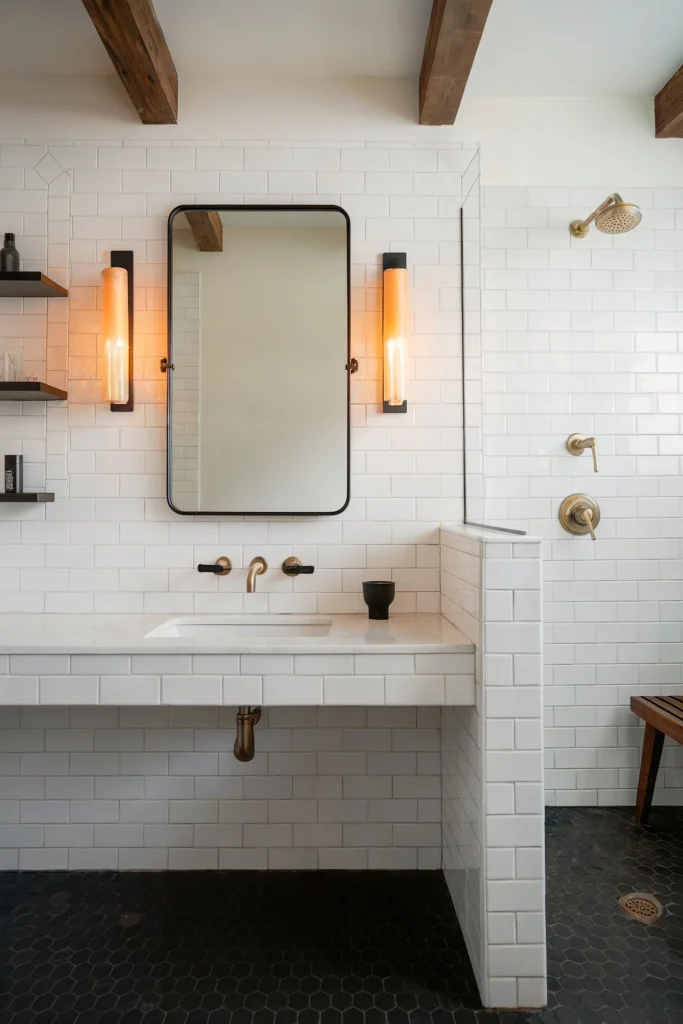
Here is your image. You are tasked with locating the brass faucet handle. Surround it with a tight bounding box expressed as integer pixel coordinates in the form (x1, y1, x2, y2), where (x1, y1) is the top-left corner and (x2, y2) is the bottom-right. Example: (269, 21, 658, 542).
(566, 433, 599, 473)
(197, 556, 231, 576)
(282, 556, 316, 577)
(577, 507, 596, 541)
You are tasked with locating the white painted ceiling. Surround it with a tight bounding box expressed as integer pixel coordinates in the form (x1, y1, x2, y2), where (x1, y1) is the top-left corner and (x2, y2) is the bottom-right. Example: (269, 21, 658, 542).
(2, 0, 683, 96)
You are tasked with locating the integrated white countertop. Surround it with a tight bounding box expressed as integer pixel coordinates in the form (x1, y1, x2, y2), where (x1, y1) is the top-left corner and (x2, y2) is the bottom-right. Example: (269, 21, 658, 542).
(0, 613, 471, 655)
(0, 614, 475, 707)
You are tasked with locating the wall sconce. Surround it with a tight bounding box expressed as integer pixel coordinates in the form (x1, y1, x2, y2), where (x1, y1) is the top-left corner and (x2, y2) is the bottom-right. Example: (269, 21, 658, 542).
(101, 250, 134, 411)
(382, 252, 408, 413)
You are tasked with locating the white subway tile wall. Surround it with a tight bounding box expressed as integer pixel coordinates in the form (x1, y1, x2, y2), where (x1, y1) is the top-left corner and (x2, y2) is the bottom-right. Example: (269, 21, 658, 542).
(441, 526, 546, 1010)
(0, 139, 479, 614)
(0, 651, 474, 707)
(481, 186, 683, 806)
(0, 705, 443, 871)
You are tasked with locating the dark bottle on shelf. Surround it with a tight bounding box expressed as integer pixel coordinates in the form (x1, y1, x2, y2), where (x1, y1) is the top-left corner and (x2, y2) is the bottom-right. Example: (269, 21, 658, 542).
(4, 455, 23, 494)
(0, 233, 20, 272)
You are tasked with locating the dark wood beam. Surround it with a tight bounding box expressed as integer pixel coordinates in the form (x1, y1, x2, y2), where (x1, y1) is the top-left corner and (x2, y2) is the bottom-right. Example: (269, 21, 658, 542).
(81, 0, 178, 124)
(655, 64, 683, 138)
(185, 211, 223, 252)
(419, 0, 493, 126)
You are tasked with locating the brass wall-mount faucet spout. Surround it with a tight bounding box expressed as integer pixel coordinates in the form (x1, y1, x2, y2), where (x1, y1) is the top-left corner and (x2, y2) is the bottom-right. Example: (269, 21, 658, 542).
(247, 556, 268, 592)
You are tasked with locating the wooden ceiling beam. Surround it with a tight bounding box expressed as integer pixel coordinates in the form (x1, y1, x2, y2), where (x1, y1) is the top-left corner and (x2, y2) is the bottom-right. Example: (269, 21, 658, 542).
(185, 210, 223, 252)
(419, 0, 493, 126)
(655, 63, 683, 138)
(81, 0, 178, 125)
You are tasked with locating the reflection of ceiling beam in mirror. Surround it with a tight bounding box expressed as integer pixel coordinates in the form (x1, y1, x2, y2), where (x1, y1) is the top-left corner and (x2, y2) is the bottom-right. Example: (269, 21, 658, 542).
(185, 210, 224, 252)
(656, 63, 683, 137)
(80, 0, 178, 124)
(419, 0, 493, 126)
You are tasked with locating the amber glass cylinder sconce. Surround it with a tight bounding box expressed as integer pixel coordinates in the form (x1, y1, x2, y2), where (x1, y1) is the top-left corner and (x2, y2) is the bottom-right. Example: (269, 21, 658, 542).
(102, 250, 134, 411)
(382, 252, 408, 413)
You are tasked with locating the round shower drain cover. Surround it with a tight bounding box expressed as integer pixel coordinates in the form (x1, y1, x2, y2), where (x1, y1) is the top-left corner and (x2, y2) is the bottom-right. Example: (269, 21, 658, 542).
(618, 893, 663, 922)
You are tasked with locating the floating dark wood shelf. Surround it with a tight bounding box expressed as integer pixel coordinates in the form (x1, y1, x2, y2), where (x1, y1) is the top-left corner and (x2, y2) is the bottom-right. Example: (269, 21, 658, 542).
(0, 272, 68, 298)
(0, 382, 67, 401)
(0, 492, 55, 503)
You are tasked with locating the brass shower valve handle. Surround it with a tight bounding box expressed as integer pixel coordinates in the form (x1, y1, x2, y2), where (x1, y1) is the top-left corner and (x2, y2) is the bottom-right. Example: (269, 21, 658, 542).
(577, 507, 596, 541)
(559, 493, 601, 542)
(566, 433, 599, 474)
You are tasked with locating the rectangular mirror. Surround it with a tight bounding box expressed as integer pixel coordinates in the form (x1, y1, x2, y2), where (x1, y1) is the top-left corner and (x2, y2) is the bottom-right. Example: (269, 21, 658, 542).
(167, 205, 350, 515)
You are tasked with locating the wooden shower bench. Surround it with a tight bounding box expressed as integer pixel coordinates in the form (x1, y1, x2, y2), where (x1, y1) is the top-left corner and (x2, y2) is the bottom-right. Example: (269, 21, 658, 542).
(631, 695, 683, 824)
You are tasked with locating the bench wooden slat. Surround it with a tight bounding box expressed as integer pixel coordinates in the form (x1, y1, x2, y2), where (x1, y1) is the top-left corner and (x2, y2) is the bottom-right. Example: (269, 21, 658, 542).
(631, 695, 683, 744)
(645, 696, 683, 727)
(656, 695, 683, 719)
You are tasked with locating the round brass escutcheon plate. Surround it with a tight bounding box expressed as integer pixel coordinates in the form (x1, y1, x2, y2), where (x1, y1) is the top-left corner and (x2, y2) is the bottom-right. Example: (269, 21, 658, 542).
(566, 433, 588, 456)
(558, 493, 600, 536)
(214, 556, 232, 576)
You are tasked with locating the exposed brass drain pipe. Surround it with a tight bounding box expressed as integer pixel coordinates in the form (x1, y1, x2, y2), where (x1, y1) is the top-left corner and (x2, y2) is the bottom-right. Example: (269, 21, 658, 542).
(234, 706, 261, 762)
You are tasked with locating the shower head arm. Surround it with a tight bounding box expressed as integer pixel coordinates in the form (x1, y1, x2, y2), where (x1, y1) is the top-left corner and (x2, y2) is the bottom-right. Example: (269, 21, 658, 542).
(570, 194, 622, 238)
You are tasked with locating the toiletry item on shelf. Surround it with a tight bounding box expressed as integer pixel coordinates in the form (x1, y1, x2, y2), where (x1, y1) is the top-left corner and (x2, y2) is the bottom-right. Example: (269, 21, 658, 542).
(4, 351, 22, 382)
(4, 455, 23, 494)
(0, 233, 20, 272)
(362, 580, 395, 620)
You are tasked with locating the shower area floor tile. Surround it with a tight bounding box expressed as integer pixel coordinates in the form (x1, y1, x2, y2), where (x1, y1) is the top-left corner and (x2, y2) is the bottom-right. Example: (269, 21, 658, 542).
(0, 808, 682, 1024)
(534, 806, 683, 1024)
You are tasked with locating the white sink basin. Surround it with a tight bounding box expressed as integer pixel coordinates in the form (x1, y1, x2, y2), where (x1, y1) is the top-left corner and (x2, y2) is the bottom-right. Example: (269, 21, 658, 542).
(145, 615, 333, 640)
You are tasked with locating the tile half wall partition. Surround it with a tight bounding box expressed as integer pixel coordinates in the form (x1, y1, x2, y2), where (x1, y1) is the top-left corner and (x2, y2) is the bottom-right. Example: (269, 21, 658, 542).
(440, 524, 546, 1010)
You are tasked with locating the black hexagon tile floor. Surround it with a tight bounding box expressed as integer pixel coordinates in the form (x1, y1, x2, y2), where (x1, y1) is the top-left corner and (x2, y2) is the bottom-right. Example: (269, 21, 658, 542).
(0, 808, 682, 1024)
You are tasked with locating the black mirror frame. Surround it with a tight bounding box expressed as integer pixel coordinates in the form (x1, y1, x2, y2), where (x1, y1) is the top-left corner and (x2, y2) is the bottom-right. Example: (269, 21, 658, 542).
(166, 204, 351, 517)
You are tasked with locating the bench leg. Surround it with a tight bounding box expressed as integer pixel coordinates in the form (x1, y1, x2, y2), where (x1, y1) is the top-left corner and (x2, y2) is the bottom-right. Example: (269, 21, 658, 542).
(635, 724, 665, 825)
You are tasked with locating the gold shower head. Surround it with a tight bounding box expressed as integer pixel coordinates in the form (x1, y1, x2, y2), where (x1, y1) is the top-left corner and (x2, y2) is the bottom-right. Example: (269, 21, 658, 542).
(570, 194, 642, 238)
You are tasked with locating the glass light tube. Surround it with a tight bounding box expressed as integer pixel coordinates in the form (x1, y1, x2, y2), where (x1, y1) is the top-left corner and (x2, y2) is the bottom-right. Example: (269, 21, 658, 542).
(102, 265, 129, 405)
(382, 253, 408, 413)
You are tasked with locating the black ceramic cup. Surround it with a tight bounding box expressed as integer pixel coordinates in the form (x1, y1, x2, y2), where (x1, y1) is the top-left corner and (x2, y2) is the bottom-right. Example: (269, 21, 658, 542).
(362, 580, 395, 620)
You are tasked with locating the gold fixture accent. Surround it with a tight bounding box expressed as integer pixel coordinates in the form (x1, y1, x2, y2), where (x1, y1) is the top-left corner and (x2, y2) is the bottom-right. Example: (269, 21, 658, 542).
(283, 556, 302, 573)
(559, 493, 601, 541)
(566, 433, 599, 473)
(570, 194, 642, 238)
(618, 893, 663, 923)
(234, 706, 261, 762)
(247, 556, 268, 593)
(213, 556, 232, 576)
(347, 358, 359, 374)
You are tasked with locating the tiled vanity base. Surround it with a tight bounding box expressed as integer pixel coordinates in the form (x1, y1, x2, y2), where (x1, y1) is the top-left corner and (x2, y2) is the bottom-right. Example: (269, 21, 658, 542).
(0, 651, 475, 707)
(0, 704, 444, 873)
